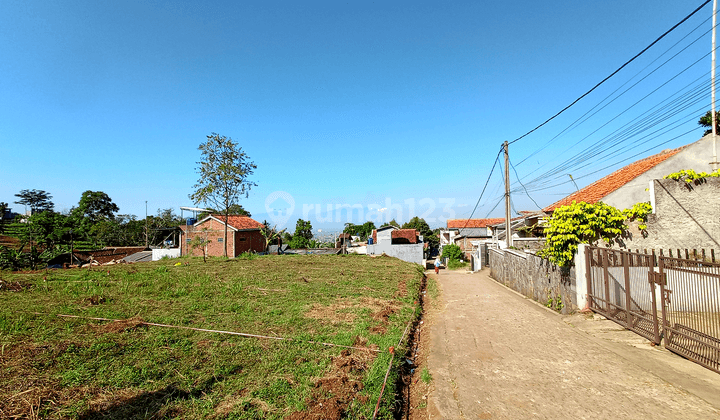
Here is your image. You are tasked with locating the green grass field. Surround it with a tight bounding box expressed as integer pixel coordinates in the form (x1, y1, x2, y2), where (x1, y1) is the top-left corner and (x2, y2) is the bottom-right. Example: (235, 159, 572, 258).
(0, 254, 424, 419)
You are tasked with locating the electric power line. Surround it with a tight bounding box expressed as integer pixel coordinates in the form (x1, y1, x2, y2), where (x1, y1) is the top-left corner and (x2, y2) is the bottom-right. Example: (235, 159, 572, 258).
(507, 0, 712, 147)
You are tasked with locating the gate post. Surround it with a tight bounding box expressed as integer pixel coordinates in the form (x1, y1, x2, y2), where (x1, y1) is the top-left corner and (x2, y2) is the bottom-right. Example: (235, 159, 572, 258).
(649, 256, 661, 345)
(575, 244, 590, 310)
(623, 252, 634, 328)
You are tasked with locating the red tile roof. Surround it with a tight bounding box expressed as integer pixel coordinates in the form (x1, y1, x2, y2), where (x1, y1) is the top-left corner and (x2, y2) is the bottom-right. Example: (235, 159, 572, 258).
(543, 147, 683, 212)
(391, 229, 418, 244)
(447, 218, 505, 229)
(211, 215, 264, 230)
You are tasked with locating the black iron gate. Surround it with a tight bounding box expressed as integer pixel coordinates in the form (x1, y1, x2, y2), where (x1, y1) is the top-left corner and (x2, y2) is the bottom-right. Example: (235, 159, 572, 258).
(586, 246, 720, 374)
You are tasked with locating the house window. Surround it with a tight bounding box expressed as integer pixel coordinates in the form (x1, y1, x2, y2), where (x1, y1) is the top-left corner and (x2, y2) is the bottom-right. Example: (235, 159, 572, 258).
(218, 238, 223, 242)
(186, 239, 191, 243)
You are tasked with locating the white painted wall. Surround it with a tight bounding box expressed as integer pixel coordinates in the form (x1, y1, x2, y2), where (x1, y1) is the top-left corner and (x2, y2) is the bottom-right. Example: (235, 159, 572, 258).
(152, 248, 181, 261)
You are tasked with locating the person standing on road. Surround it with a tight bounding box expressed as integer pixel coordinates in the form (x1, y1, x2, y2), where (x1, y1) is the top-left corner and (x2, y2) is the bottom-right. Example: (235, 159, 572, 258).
(434, 257, 441, 274)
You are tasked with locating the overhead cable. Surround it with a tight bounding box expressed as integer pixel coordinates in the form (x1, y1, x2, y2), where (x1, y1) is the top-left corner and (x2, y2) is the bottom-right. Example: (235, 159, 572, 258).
(506, 0, 712, 146)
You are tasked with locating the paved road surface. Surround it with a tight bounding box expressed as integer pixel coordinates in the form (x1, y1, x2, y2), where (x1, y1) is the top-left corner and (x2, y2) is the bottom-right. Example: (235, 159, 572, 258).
(426, 268, 720, 419)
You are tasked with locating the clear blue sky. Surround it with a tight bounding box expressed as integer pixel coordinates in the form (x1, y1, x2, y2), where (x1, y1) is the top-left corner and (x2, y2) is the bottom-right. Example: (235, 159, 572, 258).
(1, 0, 713, 230)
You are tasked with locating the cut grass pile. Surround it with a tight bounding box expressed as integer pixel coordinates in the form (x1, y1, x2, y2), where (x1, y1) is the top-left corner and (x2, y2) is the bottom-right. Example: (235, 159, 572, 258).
(0, 254, 424, 419)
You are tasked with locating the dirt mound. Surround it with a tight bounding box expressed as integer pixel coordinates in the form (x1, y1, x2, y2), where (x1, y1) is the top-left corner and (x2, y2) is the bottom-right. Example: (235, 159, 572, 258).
(285, 347, 377, 420)
(84, 295, 107, 305)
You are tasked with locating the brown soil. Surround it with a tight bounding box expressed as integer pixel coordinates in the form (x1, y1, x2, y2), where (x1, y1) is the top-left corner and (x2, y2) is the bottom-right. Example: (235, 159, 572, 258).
(398, 274, 431, 420)
(285, 344, 378, 420)
(0, 340, 95, 419)
(84, 295, 106, 306)
(93, 316, 147, 334)
(305, 297, 399, 327)
(0, 279, 33, 292)
(395, 279, 408, 298)
(305, 300, 357, 324)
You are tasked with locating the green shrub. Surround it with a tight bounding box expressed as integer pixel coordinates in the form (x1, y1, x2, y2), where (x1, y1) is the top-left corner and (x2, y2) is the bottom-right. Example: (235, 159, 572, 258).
(441, 244, 462, 261)
(538, 201, 625, 267)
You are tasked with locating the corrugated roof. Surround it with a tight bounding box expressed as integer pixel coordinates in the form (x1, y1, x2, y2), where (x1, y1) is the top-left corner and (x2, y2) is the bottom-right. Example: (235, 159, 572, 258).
(447, 218, 505, 229)
(455, 227, 490, 238)
(122, 251, 153, 263)
(543, 146, 684, 212)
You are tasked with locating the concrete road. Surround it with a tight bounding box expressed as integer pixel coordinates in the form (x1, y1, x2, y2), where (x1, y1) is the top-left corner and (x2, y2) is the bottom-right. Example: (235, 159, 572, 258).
(425, 268, 720, 419)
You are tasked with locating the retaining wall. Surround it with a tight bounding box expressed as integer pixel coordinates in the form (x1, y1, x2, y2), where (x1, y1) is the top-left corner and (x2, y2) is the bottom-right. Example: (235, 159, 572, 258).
(489, 248, 577, 314)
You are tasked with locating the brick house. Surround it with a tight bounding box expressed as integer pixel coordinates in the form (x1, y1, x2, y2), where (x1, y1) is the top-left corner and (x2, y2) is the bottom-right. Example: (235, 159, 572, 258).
(180, 215, 265, 257)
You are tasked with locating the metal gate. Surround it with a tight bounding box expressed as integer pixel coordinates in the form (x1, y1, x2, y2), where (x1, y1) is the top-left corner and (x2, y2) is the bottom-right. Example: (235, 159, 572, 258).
(586, 246, 720, 374)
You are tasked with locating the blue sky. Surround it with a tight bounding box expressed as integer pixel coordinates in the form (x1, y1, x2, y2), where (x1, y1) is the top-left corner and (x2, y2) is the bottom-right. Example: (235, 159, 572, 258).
(1, 0, 713, 230)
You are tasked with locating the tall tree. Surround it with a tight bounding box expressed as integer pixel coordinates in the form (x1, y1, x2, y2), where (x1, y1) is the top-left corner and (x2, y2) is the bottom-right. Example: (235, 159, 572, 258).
(73, 191, 119, 224)
(343, 221, 376, 240)
(14, 189, 54, 214)
(227, 204, 251, 216)
(289, 219, 313, 249)
(380, 219, 400, 228)
(71, 191, 119, 245)
(699, 110, 720, 136)
(190, 133, 257, 257)
(0, 202, 7, 233)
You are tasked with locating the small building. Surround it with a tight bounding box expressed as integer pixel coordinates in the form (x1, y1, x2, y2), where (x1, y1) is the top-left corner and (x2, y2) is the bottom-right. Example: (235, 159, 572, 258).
(336, 233, 353, 249)
(180, 214, 265, 257)
(439, 218, 503, 259)
(367, 226, 423, 264)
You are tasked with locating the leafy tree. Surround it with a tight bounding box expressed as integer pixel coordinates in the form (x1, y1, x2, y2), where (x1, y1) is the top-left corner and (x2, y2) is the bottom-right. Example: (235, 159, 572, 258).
(22, 211, 71, 251)
(156, 208, 185, 227)
(699, 110, 720, 136)
(190, 133, 257, 258)
(293, 219, 313, 241)
(0, 202, 7, 233)
(380, 219, 400, 228)
(227, 204, 251, 216)
(538, 201, 626, 267)
(289, 235, 309, 249)
(14, 189, 54, 214)
(441, 244, 463, 261)
(189, 227, 211, 263)
(70, 191, 119, 245)
(343, 221, 376, 240)
(72, 191, 119, 224)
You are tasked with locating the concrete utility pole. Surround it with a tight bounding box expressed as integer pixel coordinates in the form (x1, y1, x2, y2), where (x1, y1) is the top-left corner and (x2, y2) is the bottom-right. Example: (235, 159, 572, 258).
(713, 0, 719, 170)
(504, 141, 512, 248)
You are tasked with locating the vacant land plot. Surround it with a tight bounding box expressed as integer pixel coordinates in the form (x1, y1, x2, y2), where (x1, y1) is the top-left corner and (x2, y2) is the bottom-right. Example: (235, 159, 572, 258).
(0, 254, 424, 419)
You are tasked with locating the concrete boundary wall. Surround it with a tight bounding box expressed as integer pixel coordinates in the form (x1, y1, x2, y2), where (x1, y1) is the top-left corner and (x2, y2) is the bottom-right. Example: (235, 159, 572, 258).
(616, 178, 720, 251)
(152, 248, 181, 261)
(489, 248, 577, 314)
(367, 243, 424, 265)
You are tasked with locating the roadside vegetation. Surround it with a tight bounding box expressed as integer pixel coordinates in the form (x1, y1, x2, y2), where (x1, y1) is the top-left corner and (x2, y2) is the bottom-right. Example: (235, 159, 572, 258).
(441, 244, 467, 270)
(0, 254, 424, 419)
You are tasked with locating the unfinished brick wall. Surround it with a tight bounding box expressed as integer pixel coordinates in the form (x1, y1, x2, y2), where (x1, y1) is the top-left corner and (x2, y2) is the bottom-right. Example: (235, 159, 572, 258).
(183, 218, 264, 257)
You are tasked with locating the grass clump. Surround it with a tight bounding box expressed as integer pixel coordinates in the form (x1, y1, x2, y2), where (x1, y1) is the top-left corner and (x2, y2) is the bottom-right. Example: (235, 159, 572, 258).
(0, 254, 423, 419)
(446, 259, 468, 270)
